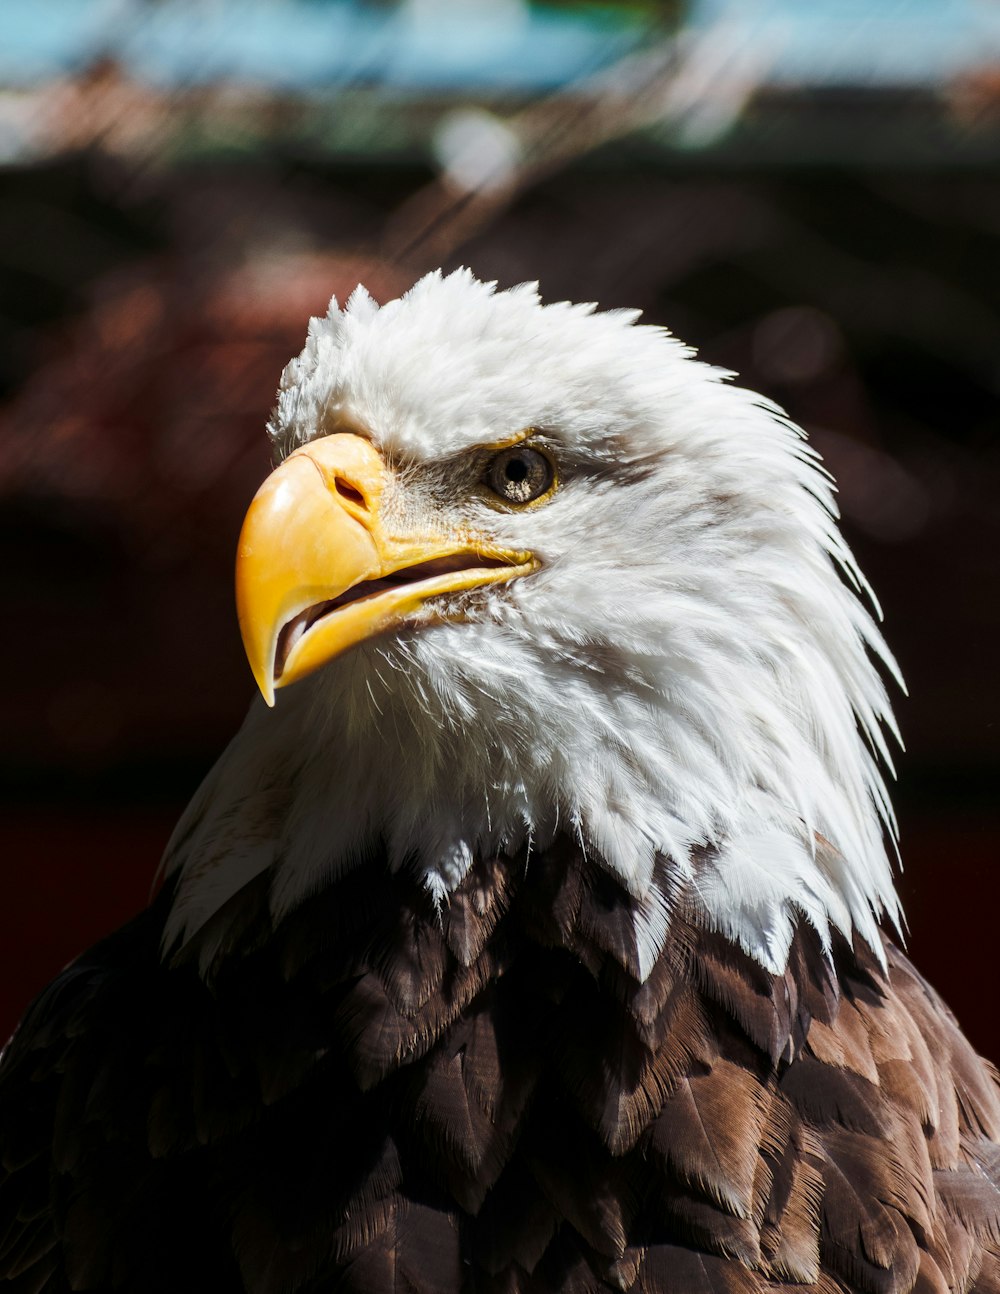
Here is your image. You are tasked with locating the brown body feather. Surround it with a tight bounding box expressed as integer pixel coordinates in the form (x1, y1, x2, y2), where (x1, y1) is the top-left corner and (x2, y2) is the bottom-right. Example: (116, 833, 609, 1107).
(1, 838, 998, 1293)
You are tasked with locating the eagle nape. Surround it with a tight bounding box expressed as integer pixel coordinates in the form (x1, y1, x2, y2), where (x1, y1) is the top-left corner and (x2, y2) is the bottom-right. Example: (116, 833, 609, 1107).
(1, 269, 997, 1294)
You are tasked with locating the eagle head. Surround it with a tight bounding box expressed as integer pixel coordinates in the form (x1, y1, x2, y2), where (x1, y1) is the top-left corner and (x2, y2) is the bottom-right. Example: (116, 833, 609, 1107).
(164, 269, 900, 979)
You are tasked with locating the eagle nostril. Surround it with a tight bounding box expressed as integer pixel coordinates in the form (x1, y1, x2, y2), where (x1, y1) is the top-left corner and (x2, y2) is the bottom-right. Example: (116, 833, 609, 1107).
(334, 477, 367, 510)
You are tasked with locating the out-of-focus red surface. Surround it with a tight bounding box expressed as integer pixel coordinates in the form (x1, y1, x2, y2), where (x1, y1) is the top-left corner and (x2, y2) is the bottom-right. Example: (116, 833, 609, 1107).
(896, 814, 1000, 1063)
(0, 808, 174, 1040)
(1, 804, 998, 1065)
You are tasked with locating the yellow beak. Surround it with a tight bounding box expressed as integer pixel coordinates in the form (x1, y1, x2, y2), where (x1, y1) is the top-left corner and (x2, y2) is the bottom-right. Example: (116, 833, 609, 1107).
(235, 433, 537, 705)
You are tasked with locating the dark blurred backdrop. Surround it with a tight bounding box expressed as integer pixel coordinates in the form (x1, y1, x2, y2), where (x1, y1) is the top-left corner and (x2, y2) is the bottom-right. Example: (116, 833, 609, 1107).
(1, 0, 998, 1054)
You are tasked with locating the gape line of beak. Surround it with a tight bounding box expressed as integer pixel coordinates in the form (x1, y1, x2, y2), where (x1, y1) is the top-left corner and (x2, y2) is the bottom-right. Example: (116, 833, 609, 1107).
(235, 433, 538, 705)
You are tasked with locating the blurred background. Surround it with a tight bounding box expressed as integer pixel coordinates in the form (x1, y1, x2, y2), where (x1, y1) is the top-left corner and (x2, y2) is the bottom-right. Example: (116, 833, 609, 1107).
(0, 0, 997, 1053)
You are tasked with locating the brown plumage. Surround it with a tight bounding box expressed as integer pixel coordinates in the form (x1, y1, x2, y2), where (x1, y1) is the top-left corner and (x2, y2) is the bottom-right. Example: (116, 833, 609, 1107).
(2, 837, 998, 1292)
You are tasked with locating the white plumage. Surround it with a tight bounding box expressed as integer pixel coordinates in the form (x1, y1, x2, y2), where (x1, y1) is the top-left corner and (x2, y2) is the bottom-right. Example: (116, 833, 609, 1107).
(163, 268, 901, 979)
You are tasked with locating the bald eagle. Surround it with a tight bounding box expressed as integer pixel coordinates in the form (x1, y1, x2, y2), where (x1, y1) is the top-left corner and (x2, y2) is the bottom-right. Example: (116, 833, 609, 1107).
(2, 271, 998, 1294)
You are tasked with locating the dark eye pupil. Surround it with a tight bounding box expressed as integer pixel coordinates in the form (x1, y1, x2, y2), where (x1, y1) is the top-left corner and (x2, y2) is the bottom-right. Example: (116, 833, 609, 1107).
(484, 444, 554, 505)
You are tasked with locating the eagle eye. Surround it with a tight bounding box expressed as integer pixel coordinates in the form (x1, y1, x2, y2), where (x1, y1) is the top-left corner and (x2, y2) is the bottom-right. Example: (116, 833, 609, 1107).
(484, 446, 554, 506)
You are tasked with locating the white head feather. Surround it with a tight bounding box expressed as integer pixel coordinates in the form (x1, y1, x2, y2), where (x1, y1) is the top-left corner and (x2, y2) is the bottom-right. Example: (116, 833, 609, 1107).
(163, 269, 902, 978)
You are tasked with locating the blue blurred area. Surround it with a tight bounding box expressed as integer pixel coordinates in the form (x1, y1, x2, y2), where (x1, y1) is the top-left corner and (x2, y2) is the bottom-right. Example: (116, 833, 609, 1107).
(4, 0, 1000, 95)
(688, 0, 1000, 88)
(0, 0, 643, 92)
